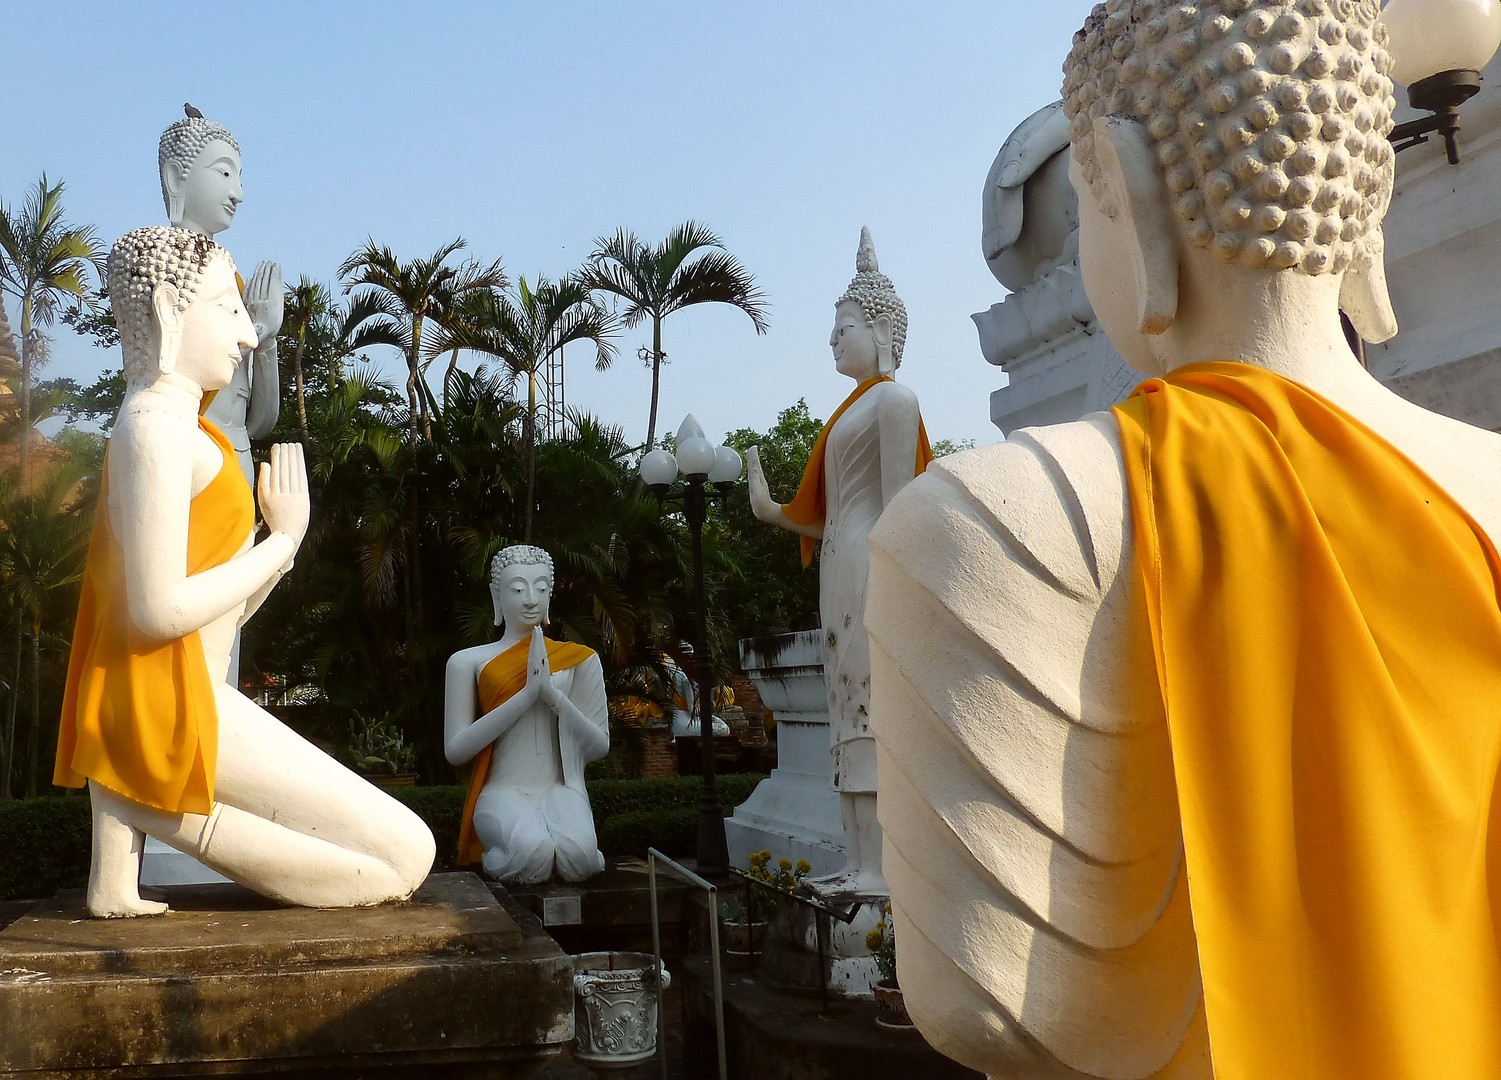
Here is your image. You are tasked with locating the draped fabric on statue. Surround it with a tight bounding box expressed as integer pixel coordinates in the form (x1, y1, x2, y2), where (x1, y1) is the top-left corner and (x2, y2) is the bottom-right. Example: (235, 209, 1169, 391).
(783, 374, 934, 568)
(456, 636, 597, 867)
(1113, 362, 1501, 1079)
(54, 417, 253, 815)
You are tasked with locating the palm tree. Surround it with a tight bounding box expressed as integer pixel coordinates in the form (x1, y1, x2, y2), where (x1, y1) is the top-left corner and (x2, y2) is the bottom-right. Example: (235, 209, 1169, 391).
(0, 453, 90, 797)
(0, 176, 104, 482)
(580, 221, 769, 448)
(280, 277, 330, 444)
(433, 275, 616, 541)
(337, 238, 507, 443)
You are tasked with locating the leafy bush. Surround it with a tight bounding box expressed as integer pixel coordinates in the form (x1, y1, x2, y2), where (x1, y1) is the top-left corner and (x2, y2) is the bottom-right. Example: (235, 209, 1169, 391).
(0, 795, 92, 902)
(0, 773, 769, 900)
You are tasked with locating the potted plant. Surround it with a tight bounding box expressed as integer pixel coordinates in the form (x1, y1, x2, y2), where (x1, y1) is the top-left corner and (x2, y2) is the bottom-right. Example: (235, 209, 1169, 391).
(342, 712, 419, 789)
(867, 904, 914, 1030)
(720, 849, 811, 965)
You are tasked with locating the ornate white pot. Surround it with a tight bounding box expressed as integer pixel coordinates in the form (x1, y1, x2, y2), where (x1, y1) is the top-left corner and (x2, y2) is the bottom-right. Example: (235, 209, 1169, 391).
(570, 951, 671, 1071)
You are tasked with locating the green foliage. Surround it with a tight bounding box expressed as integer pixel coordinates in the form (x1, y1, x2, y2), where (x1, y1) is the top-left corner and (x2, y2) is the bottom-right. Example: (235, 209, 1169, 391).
(390, 783, 466, 868)
(931, 437, 976, 457)
(0, 795, 91, 900)
(342, 712, 418, 775)
(716, 400, 823, 638)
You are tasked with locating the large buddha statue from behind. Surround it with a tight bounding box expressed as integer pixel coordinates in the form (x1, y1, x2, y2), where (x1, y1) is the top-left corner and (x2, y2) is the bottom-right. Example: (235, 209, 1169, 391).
(868, 3, 1501, 1078)
(158, 109, 280, 484)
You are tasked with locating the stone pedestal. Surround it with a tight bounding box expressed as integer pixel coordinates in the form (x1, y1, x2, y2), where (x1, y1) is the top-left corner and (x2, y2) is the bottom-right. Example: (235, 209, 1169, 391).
(726, 632, 845, 876)
(0, 873, 572, 1078)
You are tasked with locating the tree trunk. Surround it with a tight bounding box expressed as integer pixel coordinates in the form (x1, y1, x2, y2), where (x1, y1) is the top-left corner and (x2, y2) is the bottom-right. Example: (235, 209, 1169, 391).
(413, 315, 432, 443)
(293, 333, 309, 444)
(645, 318, 663, 449)
(18, 294, 32, 485)
(524, 372, 537, 544)
(25, 621, 38, 797)
(2, 610, 20, 799)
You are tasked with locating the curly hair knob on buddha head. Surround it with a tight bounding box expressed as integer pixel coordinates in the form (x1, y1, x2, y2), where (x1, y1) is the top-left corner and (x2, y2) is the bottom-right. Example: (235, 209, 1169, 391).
(1063, 0, 1394, 277)
(109, 226, 235, 382)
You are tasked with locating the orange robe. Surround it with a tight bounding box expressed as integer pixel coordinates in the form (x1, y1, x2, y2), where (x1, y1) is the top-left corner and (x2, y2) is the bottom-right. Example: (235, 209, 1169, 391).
(1114, 362, 1501, 1078)
(54, 417, 253, 815)
(784, 374, 934, 567)
(456, 636, 597, 866)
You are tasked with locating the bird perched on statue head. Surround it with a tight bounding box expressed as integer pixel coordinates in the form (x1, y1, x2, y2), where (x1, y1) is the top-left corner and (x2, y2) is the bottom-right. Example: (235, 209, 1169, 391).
(183, 102, 204, 119)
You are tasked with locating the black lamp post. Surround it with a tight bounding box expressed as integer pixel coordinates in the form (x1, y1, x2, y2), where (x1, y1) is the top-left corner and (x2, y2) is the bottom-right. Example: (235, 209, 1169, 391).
(640, 415, 743, 874)
(1384, 0, 1501, 164)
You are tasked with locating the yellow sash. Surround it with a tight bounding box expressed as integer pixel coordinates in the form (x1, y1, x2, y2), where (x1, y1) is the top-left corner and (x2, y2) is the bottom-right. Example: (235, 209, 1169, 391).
(456, 635, 596, 866)
(54, 417, 253, 814)
(784, 374, 934, 568)
(1114, 362, 1501, 1078)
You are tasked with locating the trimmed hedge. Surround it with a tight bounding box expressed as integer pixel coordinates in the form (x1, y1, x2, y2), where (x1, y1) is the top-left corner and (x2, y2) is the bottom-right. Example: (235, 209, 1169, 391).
(0, 773, 768, 900)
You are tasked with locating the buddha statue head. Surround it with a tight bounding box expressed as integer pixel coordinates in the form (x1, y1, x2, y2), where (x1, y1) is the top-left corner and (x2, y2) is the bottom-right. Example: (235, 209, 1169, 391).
(158, 113, 243, 237)
(832, 227, 909, 379)
(110, 225, 251, 390)
(1061, 0, 1398, 373)
(490, 544, 554, 630)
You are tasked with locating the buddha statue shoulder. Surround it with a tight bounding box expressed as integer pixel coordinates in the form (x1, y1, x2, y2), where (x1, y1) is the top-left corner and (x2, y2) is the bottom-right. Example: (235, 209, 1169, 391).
(868, 3, 1501, 1078)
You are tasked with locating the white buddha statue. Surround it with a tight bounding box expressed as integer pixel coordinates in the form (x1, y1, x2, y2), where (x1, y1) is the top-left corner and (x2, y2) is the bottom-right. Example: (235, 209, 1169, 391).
(445, 545, 609, 885)
(665, 644, 730, 741)
(868, 3, 1501, 1078)
(54, 227, 434, 917)
(158, 109, 280, 485)
(747, 228, 933, 898)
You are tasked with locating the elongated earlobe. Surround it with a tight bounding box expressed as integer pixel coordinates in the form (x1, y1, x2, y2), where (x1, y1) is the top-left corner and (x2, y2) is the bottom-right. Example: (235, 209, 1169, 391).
(873, 314, 895, 375)
(165, 166, 186, 227)
(151, 283, 184, 376)
(1092, 115, 1179, 335)
(1339, 231, 1399, 344)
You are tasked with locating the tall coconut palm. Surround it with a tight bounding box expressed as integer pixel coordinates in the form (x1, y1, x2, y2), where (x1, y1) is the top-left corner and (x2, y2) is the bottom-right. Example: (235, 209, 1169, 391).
(432, 275, 616, 542)
(337, 238, 506, 443)
(0, 176, 104, 482)
(280, 277, 331, 444)
(580, 221, 768, 449)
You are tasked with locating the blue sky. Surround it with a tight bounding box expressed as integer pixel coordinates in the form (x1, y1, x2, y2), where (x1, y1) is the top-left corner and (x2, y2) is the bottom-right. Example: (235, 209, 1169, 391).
(3, 1, 1098, 450)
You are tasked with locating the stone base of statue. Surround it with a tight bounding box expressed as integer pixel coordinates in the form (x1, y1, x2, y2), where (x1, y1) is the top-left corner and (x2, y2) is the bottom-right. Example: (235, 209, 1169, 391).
(0, 873, 571, 1078)
(725, 631, 846, 876)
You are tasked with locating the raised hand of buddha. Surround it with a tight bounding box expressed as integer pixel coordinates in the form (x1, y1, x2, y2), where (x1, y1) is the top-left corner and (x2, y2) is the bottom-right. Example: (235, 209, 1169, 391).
(257, 442, 309, 545)
(244, 260, 283, 345)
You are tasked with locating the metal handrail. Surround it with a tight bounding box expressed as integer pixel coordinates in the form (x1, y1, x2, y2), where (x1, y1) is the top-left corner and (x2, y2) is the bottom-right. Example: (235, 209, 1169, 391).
(725, 868, 865, 1012)
(647, 849, 727, 1080)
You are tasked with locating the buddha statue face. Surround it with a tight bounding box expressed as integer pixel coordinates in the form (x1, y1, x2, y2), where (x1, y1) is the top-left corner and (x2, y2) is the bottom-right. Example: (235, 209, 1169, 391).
(158, 116, 245, 237)
(110, 226, 252, 389)
(830, 299, 884, 380)
(490, 545, 555, 630)
(836, 227, 908, 378)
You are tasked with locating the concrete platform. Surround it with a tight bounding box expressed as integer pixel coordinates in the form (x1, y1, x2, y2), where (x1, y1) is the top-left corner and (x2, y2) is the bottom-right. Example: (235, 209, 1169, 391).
(501, 859, 695, 959)
(0, 873, 572, 1078)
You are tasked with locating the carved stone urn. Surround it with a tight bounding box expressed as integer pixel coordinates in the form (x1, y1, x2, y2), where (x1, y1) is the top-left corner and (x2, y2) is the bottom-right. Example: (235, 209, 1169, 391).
(570, 951, 671, 1072)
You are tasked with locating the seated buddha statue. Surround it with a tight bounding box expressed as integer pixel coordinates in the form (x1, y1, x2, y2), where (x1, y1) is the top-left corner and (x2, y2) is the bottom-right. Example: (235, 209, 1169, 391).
(54, 226, 435, 917)
(446, 545, 609, 885)
(867, 3, 1501, 1078)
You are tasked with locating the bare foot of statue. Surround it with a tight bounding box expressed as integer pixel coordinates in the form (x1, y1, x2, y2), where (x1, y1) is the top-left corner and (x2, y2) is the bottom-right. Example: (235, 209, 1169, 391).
(87, 785, 169, 918)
